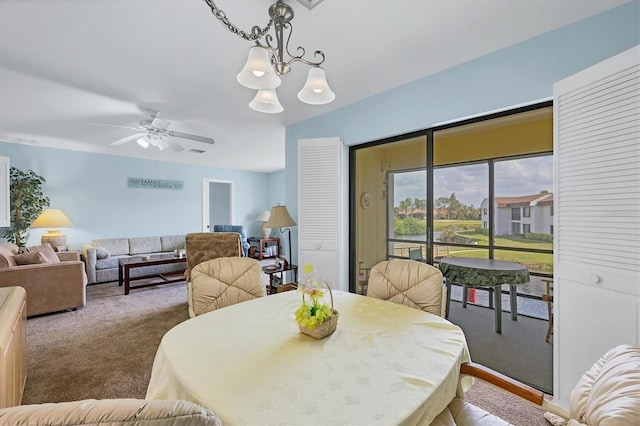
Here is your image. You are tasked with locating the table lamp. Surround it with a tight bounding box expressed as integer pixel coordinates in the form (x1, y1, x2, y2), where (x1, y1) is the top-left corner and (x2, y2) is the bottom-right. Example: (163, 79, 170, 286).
(30, 208, 73, 249)
(264, 204, 296, 265)
(255, 210, 272, 238)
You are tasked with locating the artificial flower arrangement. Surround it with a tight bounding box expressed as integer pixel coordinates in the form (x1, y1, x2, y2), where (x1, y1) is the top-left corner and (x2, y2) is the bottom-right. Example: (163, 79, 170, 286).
(295, 263, 339, 339)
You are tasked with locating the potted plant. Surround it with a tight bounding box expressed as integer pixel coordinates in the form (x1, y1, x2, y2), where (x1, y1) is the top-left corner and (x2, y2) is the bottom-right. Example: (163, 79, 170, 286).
(0, 167, 49, 247)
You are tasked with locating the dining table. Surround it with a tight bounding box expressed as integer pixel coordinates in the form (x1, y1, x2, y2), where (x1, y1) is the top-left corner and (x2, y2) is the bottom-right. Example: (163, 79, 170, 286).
(438, 257, 530, 333)
(145, 290, 470, 425)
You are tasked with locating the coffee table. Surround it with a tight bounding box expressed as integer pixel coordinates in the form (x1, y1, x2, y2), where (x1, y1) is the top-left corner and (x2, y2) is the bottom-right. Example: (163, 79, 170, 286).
(118, 254, 187, 295)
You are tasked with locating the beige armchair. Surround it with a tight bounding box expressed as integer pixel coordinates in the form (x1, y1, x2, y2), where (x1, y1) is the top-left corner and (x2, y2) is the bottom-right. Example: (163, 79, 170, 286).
(367, 259, 447, 317)
(0, 243, 87, 316)
(432, 344, 640, 425)
(190, 257, 265, 316)
(0, 398, 221, 425)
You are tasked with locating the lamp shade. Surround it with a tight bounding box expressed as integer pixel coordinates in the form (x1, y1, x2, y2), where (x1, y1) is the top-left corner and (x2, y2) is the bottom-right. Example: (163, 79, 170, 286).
(256, 210, 272, 238)
(264, 205, 296, 229)
(297, 67, 335, 105)
(31, 209, 73, 248)
(237, 46, 282, 90)
(249, 89, 284, 114)
(30, 209, 73, 229)
(256, 210, 271, 222)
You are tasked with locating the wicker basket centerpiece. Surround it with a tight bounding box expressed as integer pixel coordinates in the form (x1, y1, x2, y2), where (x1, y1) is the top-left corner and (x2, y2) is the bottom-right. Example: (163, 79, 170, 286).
(295, 265, 338, 339)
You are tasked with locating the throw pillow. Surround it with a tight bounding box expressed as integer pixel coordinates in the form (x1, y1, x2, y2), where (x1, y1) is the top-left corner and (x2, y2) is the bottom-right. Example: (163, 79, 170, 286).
(14, 251, 50, 265)
(0, 242, 19, 254)
(95, 246, 110, 259)
(25, 244, 61, 264)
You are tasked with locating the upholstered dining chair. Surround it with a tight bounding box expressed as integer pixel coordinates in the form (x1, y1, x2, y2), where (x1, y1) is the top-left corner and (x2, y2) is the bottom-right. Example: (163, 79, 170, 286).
(185, 232, 243, 317)
(367, 259, 446, 318)
(189, 256, 265, 316)
(432, 344, 640, 425)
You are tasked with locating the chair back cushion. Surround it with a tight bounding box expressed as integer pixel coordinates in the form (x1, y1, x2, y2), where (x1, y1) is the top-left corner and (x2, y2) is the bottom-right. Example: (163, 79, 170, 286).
(190, 257, 265, 315)
(185, 233, 242, 281)
(367, 259, 444, 317)
(212, 225, 249, 256)
(0, 398, 221, 425)
(568, 344, 640, 426)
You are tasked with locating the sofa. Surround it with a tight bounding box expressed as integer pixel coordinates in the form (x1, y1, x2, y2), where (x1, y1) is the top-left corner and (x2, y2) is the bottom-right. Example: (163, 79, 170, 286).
(82, 235, 186, 284)
(0, 243, 87, 316)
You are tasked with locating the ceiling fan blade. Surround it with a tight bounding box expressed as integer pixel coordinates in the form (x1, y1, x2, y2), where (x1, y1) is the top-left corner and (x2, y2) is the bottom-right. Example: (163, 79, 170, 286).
(109, 133, 146, 146)
(86, 122, 141, 131)
(169, 131, 215, 145)
(167, 139, 185, 152)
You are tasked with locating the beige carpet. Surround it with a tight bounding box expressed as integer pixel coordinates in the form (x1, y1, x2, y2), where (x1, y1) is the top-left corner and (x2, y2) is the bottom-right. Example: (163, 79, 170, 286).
(22, 281, 550, 425)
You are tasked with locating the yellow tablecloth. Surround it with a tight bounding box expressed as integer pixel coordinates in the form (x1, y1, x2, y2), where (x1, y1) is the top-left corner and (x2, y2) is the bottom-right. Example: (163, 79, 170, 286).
(146, 290, 470, 425)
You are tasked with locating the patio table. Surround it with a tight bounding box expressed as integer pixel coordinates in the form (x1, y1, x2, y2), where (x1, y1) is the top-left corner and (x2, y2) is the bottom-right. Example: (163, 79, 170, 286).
(439, 257, 529, 333)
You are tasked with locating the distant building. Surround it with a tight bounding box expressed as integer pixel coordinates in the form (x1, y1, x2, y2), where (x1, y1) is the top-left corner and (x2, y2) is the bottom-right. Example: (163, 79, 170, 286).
(480, 193, 553, 235)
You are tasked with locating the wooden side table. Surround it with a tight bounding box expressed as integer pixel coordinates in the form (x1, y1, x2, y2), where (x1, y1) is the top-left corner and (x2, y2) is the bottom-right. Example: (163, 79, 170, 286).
(262, 264, 298, 295)
(248, 237, 280, 260)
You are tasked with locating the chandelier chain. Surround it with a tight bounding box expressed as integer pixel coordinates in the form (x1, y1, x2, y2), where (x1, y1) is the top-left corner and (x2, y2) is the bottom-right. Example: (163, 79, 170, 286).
(203, 0, 273, 42)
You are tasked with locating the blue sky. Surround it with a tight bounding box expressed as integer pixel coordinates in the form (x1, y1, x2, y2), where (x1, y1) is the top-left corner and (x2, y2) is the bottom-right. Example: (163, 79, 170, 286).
(393, 155, 553, 208)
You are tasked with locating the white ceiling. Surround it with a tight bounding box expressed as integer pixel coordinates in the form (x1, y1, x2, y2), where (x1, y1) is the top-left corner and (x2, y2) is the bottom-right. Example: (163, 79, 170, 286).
(0, 0, 628, 172)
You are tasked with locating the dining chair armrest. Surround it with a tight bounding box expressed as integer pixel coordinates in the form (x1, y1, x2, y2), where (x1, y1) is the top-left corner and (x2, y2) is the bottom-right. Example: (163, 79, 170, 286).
(460, 362, 545, 406)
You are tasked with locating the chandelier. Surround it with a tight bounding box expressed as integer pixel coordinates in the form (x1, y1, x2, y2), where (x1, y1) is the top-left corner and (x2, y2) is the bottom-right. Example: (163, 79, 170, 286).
(204, 0, 335, 113)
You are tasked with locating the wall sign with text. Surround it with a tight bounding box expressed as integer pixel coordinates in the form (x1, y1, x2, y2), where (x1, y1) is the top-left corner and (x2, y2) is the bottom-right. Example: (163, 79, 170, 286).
(127, 177, 184, 190)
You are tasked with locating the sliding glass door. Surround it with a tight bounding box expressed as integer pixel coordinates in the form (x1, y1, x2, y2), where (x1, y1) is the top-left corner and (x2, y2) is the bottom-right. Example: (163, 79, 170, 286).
(350, 103, 554, 302)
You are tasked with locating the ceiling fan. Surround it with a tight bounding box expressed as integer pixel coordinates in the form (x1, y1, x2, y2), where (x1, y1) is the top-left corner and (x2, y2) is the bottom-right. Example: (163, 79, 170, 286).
(90, 113, 215, 152)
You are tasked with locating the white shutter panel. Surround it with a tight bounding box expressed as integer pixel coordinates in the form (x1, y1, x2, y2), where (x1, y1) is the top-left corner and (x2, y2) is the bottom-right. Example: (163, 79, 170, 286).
(298, 138, 344, 290)
(556, 62, 640, 273)
(553, 45, 640, 407)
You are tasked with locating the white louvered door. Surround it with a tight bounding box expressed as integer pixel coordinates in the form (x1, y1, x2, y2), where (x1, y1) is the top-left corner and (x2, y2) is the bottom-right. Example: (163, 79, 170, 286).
(298, 138, 344, 290)
(0, 157, 9, 227)
(553, 45, 640, 406)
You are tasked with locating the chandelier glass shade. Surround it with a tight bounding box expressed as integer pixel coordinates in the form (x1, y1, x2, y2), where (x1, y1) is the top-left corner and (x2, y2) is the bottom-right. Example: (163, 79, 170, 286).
(236, 46, 282, 90)
(249, 89, 284, 114)
(204, 0, 335, 113)
(297, 67, 335, 104)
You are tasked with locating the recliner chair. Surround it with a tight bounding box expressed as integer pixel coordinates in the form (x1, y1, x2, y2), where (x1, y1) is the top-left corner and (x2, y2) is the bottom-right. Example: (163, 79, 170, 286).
(212, 225, 249, 257)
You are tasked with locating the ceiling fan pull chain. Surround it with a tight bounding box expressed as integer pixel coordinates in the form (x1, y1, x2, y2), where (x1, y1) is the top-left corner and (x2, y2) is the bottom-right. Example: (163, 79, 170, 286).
(203, 0, 273, 42)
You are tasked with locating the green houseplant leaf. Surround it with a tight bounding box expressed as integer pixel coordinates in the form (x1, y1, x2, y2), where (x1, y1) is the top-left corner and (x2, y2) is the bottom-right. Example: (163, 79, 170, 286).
(0, 167, 50, 246)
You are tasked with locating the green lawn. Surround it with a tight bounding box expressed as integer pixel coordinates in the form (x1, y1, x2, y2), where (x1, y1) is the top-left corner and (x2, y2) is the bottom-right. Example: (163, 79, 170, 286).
(442, 231, 553, 274)
(397, 218, 553, 273)
(433, 220, 480, 231)
(456, 230, 552, 250)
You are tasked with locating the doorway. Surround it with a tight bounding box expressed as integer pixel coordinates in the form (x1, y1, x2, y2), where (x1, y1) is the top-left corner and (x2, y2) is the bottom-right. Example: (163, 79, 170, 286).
(202, 179, 234, 232)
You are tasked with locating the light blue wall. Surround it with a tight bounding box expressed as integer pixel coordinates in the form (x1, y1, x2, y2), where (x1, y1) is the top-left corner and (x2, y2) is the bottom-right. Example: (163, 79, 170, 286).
(1, 142, 283, 249)
(284, 1, 640, 264)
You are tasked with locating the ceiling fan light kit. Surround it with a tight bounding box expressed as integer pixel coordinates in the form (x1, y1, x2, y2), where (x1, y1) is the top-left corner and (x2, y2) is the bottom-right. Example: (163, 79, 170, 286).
(204, 0, 335, 113)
